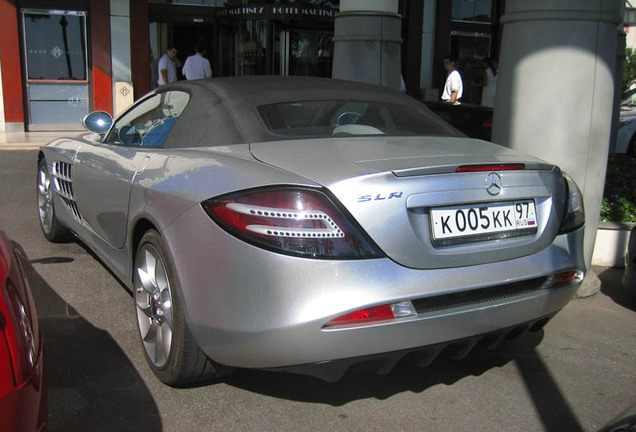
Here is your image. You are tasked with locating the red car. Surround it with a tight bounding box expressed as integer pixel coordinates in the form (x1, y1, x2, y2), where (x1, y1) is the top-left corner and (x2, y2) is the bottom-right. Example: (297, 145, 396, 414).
(0, 228, 46, 432)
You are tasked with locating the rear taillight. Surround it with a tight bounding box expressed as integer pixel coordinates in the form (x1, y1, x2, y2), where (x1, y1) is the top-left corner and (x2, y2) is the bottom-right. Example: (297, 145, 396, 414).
(0, 234, 37, 390)
(559, 173, 585, 234)
(202, 187, 384, 259)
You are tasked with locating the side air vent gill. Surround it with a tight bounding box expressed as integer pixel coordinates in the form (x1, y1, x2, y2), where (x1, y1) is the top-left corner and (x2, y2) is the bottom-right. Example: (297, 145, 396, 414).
(52, 161, 82, 221)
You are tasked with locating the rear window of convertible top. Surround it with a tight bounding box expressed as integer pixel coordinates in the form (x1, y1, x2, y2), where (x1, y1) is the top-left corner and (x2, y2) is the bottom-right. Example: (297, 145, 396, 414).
(257, 100, 458, 138)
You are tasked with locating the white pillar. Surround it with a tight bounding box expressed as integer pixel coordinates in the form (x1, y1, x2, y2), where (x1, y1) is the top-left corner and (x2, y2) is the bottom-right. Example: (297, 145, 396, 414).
(492, 0, 623, 280)
(332, 0, 402, 90)
(110, 0, 131, 83)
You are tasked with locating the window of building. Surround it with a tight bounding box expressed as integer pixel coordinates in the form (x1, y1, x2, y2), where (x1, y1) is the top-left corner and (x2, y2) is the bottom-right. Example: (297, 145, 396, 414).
(22, 10, 88, 80)
(452, 0, 493, 23)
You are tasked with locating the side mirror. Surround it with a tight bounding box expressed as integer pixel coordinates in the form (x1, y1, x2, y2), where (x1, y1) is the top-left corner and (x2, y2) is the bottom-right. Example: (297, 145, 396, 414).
(83, 111, 113, 134)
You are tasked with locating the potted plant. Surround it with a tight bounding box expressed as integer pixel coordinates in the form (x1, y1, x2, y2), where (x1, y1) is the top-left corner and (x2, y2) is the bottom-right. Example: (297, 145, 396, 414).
(593, 154, 636, 282)
(600, 154, 636, 224)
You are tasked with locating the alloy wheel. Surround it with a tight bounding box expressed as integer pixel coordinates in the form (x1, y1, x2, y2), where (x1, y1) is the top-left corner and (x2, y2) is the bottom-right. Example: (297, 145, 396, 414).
(135, 244, 174, 368)
(37, 164, 53, 234)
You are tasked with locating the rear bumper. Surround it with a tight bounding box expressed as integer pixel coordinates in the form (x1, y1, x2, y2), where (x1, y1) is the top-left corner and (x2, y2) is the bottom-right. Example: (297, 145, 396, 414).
(164, 206, 585, 371)
(189, 276, 579, 369)
(265, 312, 558, 381)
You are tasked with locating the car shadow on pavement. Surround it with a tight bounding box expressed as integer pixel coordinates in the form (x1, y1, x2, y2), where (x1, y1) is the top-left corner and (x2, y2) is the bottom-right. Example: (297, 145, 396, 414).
(226, 329, 582, 432)
(14, 242, 163, 432)
(598, 267, 636, 312)
(513, 347, 583, 432)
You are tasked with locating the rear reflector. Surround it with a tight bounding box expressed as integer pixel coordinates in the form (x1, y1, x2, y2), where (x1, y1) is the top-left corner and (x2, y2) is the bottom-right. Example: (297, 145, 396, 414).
(550, 270, 583, 287)
(456, 164, 525, 172)
(324, 301, 416, 328)
(325, 305, 394, 327)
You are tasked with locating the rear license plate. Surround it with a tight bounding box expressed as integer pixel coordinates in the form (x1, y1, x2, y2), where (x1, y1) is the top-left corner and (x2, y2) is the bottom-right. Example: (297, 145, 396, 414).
(431, 200, 537, 246)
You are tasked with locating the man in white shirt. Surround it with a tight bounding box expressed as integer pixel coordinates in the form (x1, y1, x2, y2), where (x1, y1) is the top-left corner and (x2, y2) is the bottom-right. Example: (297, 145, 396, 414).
(182, 44, 212, 80)
(157, 46, 181, 86)
(441, 55, 463, 104)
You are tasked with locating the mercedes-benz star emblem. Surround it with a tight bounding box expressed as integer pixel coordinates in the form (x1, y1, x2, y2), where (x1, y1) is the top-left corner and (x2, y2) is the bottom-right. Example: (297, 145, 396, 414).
(485, 172, 502, 195)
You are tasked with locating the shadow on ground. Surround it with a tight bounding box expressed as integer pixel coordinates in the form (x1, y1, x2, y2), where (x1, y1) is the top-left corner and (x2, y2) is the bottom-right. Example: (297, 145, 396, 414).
(225, 336, 532, 403)
(598, 266, 636, 312)
(14, 242, 162, 432)
(224, 329, 584, 431)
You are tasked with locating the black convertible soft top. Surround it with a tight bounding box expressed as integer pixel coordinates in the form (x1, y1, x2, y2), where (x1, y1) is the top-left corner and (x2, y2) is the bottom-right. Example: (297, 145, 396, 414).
(158, 76, 458, 149)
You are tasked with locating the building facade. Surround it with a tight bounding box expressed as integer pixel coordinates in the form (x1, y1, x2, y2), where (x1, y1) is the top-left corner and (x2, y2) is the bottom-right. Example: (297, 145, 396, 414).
(0, 0, 505, 132)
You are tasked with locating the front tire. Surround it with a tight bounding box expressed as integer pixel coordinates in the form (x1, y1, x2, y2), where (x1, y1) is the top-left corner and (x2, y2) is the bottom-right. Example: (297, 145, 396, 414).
(134, 229, 231, 386)
(37, 158, 71, 242)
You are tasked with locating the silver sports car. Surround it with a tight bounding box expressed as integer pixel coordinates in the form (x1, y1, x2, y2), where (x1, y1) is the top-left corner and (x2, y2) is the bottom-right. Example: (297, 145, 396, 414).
(37, 76, 586, 386)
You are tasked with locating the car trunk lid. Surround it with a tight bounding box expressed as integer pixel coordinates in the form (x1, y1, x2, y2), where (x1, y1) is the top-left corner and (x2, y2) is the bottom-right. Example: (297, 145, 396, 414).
(250, 137, 566, 269)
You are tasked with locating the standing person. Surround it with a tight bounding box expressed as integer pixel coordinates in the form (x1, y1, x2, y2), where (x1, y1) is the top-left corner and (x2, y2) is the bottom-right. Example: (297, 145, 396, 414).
(182, 44, 212, 80)
(157, 46, 181, 86)
(441, 55, 463, 104)
(475, 57, 498, 108)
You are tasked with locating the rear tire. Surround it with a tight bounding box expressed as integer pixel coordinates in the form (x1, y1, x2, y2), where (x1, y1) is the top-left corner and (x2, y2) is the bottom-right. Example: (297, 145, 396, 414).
(134, 229, 231, 386)
(37, 158, 72, 242)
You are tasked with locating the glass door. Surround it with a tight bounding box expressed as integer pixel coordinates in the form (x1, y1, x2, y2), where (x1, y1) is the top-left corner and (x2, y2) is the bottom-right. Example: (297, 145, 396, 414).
(288, 29, 332, 77)
(235, 20, 267, 76)
(21, 9, 89, 130)
(274, 25, 333, 78)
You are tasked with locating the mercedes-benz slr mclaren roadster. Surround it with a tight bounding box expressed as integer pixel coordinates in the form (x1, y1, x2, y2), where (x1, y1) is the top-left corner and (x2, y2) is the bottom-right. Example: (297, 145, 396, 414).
(37, 76, 585, 386)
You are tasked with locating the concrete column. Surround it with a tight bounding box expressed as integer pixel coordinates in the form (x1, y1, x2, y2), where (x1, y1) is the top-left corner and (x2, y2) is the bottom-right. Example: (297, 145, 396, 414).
(111, 0, 132, 83)
(492, 0, 623, 281)
(332, 0, 402, 90)
(420, 0, 437, 92)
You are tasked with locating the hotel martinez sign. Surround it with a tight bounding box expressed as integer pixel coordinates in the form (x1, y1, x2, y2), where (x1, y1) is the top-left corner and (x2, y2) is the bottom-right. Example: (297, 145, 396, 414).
(217, 4, 337, 20)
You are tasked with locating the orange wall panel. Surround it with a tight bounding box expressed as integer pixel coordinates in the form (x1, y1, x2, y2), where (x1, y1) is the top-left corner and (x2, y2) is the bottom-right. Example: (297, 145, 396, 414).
(90, 0, 112, 113)
(0, 0, 24, 123)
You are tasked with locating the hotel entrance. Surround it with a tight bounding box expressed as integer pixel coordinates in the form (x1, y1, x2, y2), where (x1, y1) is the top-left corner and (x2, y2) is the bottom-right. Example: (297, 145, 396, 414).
(149, 4, 218, 87)
(149, 3, 336, 82)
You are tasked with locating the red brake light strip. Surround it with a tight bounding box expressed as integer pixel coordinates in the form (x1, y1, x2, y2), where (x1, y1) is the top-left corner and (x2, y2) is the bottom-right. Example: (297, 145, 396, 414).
(456, 164, 525, 172)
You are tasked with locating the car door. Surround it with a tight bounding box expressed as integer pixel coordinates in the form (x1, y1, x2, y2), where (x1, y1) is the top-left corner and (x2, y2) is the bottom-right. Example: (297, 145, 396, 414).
(73, 91, 189, 248)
